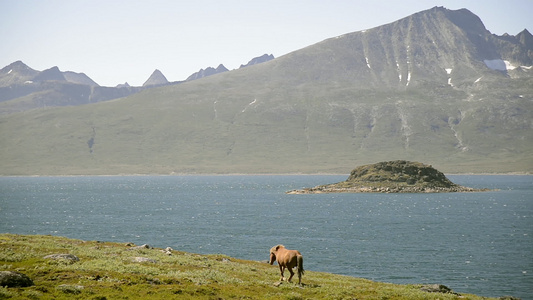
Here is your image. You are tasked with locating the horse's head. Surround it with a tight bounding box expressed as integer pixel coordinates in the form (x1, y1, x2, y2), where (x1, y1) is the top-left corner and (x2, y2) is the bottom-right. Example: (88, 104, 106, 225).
(269, 245, 284, 265)
(269, 252, 276, 265)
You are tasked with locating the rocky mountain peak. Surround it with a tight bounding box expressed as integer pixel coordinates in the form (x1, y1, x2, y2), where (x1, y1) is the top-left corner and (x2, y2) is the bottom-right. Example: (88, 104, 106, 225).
(517, 29, 533, 49)
(0, 61, 39, 86)
(186, 64, 228, 81)
(33, 66, 66, 82)
(441, 7, 488, 35)
(63, 71, 99, 87)
(1, 61, 33, 74)
(116, 82, 131, 88)
(215, 64, 228, 72)
(143, 69, 169, 87)
(240, 54, 275, 68)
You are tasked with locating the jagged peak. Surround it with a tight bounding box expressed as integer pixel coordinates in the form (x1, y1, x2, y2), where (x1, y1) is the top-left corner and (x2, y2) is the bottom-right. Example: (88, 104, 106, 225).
(4, 60, 30, 69)
(240, 54, 275, 68)
(432, 7, 488, 34)
(382, 6, 488, 37)
(0, 61, 39, 87)
(1, 60, 36, 75)
(518, 28, 531, 36)
(517, 29, 533, 49)
(216, 64, 228, 72)
(62, 71, 99, 87)
(116, 82, 130, 88)
(186, 64, 228, 81)
(345, 6, 488, 40)
(33, 66, 66, 82)
(143, 69, 169, 87)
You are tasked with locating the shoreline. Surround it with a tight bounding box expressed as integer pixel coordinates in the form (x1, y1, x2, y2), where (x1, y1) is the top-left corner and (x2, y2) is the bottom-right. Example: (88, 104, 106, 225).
(1, 172, 531, 178)
(287, 185, 494, 194)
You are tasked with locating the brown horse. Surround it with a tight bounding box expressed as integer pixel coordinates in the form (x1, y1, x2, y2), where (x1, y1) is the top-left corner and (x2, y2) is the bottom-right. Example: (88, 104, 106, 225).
(269, 245, 304, 284)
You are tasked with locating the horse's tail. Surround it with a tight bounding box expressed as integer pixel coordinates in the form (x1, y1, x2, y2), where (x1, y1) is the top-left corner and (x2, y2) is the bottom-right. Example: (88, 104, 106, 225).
(297, 254, 304, 282)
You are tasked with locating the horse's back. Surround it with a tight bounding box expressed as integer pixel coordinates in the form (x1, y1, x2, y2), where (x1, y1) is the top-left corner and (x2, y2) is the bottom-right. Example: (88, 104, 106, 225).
(286, 250, 301, 266)
(274, 246, 303, 268)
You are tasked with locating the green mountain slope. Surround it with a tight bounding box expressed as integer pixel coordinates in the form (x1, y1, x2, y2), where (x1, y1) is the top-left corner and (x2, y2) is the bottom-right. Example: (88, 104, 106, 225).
(1, 7, 531, 175)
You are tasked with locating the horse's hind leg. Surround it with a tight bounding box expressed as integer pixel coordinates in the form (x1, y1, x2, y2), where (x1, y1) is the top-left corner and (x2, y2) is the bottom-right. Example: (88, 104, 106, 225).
(287, 268, 295, 283)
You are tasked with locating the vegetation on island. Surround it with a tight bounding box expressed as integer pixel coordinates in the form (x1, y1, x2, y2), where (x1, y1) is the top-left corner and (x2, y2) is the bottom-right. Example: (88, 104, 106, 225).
(0, 234, 505, 300)
(287, 160, 491, 194)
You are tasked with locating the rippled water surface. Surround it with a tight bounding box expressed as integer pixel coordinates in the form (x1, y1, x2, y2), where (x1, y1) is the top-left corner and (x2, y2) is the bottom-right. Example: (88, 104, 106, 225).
(1, 175, 531, 299)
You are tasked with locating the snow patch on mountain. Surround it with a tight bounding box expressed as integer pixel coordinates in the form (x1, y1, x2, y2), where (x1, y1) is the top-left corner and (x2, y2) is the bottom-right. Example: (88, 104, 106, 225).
(445, 68, 453, 86)
(483, 59, 516, 71)
(241, 99, 257, 113)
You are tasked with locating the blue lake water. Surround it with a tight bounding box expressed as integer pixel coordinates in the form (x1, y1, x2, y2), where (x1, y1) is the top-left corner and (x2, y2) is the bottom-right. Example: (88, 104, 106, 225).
(0, 175, 531, 299)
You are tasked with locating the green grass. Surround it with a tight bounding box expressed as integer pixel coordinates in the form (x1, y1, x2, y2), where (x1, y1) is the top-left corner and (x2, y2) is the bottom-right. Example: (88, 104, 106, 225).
(0, 234, 501, 299)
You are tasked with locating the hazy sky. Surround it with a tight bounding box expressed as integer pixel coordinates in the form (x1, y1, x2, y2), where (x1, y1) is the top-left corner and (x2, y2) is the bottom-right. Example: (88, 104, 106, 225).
(1, 0, 531, 86)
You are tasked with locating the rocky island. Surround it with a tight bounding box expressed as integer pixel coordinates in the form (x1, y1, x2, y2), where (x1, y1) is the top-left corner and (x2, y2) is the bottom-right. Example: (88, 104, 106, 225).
(287, 160, 490, 194)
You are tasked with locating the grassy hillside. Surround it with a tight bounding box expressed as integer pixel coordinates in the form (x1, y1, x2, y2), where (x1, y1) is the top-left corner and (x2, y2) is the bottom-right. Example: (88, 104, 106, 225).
(0, 234, 501, 299)
(1, 71, 530, 175)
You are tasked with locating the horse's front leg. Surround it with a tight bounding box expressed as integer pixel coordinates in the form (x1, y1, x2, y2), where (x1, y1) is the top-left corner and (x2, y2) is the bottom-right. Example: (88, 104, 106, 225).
(279, 265, 286, 281)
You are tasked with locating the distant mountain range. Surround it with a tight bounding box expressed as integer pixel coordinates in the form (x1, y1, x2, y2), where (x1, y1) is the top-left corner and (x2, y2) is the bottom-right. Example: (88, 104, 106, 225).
(0, 54, 275, 114)
(0, 6, 531, 175)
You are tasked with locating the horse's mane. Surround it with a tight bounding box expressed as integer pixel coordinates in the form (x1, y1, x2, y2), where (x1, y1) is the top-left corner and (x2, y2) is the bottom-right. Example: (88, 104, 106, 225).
(270, 244, 285, 253)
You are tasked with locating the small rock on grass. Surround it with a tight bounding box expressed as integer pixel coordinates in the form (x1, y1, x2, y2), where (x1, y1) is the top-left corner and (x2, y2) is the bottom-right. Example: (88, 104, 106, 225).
(0, 271, 34, 287)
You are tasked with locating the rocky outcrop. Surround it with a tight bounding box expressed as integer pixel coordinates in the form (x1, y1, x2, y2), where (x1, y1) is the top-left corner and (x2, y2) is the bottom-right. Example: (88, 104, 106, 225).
(0, 271, 34, 287)
(127, 244, 152, 250)
(419, 284, 459, 295)
(287, 160, 491, 194)
(56, 284, 84, 294)
(44, 253, 80, 263)
(132, 257, 157, 263)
